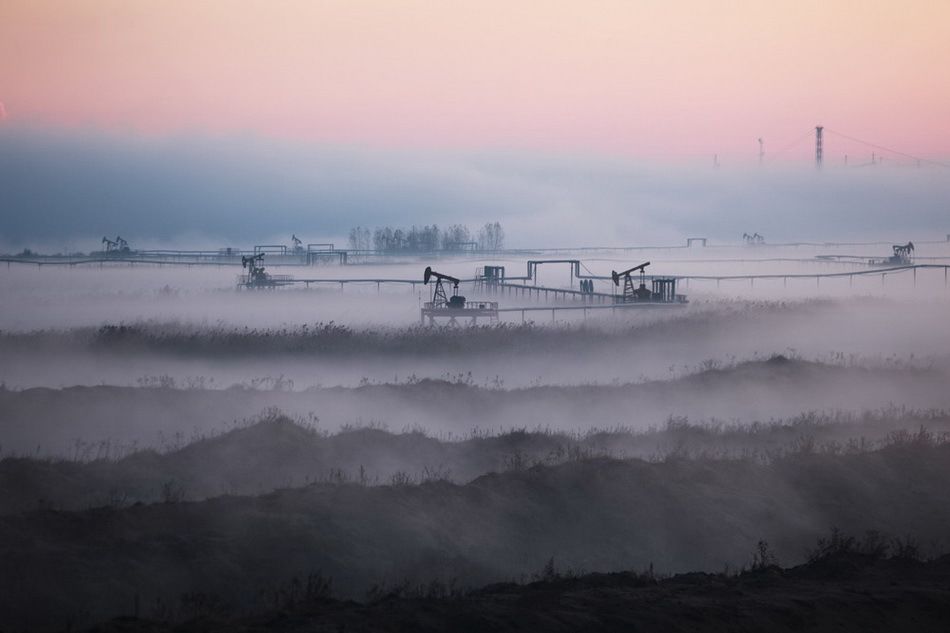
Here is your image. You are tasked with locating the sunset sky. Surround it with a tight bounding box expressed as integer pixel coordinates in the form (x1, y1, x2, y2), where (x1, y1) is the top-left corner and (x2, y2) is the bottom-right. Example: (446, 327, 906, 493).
(2, 1, 949, 250)
(2, 0, 949, 160)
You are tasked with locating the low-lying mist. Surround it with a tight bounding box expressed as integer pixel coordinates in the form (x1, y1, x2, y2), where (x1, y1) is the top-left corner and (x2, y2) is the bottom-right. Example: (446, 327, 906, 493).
(1, 295, 947, 391)
(5, 407, 949, 515)
(4, 414, 950, 630)
(3, 356, 950, 457)
(3, 133, 950, 630)
(3, 125, 950, 251)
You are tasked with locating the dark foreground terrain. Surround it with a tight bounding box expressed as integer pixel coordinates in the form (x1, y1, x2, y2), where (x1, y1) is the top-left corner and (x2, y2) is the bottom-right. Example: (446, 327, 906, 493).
(3, 421, 950, 631)
(3, 306, 950, 632)
(88, 550, 950, 633)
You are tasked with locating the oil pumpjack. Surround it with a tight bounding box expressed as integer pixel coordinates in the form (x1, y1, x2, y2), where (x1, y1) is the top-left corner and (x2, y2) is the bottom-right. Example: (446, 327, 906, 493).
(101, 235, 131, 255)
(240, 253, 273, 288)
(238, 253, 294, 289)
(889, 242, 915, 264)
(424, 266, 465, 309)
(611, 261, 686, 304)
(868, 241, 915, 266)
(612, 261, 652, 302)
(421, 266, 498, 325)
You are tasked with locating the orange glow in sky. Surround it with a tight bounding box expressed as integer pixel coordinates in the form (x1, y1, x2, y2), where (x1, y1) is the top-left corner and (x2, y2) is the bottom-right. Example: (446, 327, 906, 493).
(2, 0, 949, 159)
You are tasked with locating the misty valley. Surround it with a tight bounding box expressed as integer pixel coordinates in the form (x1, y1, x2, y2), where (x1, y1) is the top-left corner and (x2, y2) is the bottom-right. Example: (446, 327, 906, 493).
(1, 244, 950, 631)
(5, 3, 950, 628)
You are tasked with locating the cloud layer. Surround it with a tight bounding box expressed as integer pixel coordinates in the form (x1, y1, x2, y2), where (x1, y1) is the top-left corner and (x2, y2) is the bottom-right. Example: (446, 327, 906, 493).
(1, 125, 948, 251)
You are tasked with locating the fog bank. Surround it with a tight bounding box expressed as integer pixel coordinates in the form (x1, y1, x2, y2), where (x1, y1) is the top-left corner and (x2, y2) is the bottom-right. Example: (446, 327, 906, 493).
(3, 125, 950, 251)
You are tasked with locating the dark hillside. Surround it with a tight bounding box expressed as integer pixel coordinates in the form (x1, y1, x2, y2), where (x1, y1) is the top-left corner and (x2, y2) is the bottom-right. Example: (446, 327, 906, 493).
(89, 553, 950, 633)
(3, 444, 950, 630)
(3, 409, 949, 514)
(3, 357, 949, 456)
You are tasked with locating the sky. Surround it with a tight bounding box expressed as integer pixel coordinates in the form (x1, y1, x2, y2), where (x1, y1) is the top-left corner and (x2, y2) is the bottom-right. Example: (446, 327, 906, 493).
(1, 1, 949, 249)
(2, 0, 949, 158)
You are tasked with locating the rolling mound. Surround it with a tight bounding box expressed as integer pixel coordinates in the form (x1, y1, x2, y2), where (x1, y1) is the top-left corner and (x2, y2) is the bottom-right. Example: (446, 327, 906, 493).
(3, 442, 950, 630)
(3, 408, 950, 515)
(2, 357, 949, 456)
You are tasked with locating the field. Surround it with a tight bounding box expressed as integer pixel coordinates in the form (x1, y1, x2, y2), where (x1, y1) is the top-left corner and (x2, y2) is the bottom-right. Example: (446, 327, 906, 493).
(2, 246, 950, 631)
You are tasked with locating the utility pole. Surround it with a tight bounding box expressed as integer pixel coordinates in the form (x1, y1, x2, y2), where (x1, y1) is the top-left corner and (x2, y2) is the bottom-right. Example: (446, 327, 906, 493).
(758, 138, 764, 166)
(815, 125, 824, 169)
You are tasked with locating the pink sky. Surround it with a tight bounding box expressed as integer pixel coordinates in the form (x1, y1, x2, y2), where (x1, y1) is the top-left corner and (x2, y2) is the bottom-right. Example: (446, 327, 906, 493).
(1, 0, 948, 160)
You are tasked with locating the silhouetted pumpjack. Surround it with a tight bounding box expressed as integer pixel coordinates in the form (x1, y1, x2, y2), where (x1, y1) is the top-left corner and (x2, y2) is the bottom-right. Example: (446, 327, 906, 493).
(241, 253, 271, 287)
(893, 242, 914, 259)
(102, 235, 130, 254)
(869, 241, 916, 266)
(421, 266, 497, 325)
(612, 262, 651, 302)
(424, 266, 465, 309)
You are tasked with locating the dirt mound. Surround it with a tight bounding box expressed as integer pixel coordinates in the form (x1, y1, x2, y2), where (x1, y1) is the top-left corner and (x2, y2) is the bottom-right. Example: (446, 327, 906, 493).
(3, 358, 948, 457)
(3, 445, 950, 630)
(80, 553, 950, 632)
(5, 408, 950, 515)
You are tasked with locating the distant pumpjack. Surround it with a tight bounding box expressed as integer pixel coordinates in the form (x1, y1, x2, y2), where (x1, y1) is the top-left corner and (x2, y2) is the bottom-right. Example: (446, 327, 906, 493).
(893, 242, 914, 258)
(612, 262, 651, 303)
(241, 253, 270, 287)
(102, 235, 130, 254)
(423, 266, 465, 308)
(890, 241, 915, 264)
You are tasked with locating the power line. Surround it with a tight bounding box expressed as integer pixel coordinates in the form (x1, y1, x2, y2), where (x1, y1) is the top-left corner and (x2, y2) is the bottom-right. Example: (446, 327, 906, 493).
(825, 129, 950, 168)
(765, 129, 814, 162)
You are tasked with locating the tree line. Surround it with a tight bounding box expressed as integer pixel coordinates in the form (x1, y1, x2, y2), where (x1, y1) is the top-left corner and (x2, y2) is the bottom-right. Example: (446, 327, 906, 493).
(348, 222, 505, 252)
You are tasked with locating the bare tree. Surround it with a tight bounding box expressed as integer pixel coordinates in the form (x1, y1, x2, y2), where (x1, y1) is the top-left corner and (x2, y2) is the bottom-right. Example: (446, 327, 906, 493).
(443, 224, 472, 250)
(478, 221, 505, 251)
(355, 222, 503, 252)
(348, 226, 371, 251)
